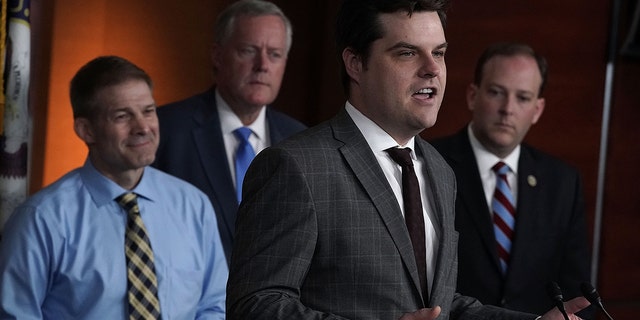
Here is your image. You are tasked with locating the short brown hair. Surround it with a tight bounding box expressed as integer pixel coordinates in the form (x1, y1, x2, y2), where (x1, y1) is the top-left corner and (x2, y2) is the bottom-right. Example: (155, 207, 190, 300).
(69, 55, 152, 120)
(473, 42, 548, 96)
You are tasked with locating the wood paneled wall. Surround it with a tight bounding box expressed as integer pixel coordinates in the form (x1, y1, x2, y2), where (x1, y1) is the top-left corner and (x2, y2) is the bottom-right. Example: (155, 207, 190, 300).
(29, 0, 639, 318)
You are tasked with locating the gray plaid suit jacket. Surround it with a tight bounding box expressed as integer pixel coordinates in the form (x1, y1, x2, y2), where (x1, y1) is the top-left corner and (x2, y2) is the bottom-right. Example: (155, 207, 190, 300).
(227, 109, 537, 320)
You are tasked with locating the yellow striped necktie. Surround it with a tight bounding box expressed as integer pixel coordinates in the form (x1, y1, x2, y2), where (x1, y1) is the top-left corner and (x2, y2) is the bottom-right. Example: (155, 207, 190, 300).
(116, 192, 162, 319)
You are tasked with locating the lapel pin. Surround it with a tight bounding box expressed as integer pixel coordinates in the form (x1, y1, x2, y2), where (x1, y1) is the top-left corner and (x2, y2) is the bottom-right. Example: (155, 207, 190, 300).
(527, 175, 537, 187)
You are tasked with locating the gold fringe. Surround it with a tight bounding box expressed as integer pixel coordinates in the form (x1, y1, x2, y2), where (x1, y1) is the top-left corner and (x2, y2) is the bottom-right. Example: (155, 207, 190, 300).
(0, 0, 7, 133)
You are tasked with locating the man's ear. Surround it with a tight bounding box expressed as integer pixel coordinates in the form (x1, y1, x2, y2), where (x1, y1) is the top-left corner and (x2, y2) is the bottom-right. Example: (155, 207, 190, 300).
(211, 43, 222, 72)
(342, 47, 363, 85)
(74, 118, 95, 144)
(531, 97, 545, 125)
(466, 84, 479, 111)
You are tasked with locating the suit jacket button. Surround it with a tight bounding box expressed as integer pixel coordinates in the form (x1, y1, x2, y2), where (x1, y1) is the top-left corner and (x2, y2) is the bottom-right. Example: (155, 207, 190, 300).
(500, 298, 507, 306)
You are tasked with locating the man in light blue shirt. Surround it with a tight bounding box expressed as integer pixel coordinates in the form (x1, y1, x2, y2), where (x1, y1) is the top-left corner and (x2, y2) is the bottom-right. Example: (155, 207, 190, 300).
(0, 56, 228, 319)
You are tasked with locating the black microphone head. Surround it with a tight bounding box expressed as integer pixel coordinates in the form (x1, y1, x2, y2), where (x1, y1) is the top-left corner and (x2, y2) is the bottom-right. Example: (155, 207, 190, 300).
(547, 281, 564, 302)
(581, 282, 603, 305)
(547, 282, 569, 319)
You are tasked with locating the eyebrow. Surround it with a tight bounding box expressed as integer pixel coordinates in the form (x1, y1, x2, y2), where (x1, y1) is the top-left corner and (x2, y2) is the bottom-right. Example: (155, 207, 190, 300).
(436, 42, 449, 50)
(239, 42, 286, 51)
(387, 41, 449, 52)
(110, 103, 157, 113)
(487, 83, 537, 96)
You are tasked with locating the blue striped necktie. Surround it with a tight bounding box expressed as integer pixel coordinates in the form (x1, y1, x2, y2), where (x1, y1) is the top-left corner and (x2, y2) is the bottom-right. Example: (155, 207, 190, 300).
(492, 161, 516, 274)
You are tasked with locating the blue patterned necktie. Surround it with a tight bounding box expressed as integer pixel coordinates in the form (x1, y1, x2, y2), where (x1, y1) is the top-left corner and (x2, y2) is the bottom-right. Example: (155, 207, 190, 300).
(116, 192, 161, 320)
(233, 127, 255, 203)
(492, 161, 516, 274)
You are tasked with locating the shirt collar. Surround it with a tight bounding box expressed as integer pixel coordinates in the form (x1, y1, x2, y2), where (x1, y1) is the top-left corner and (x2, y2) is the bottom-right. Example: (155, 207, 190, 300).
(80, 158, 157, 206)
(345, 101, 416, 159)
(467, 124, 520, 174)
(215, 89, 267, 142)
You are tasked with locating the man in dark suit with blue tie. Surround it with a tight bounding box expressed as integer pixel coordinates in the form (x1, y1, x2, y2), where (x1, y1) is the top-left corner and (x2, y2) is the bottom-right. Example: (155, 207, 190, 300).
(430, 42, 592, 316)
(153, 0, 306, 264)
(226, 1, 590, 319)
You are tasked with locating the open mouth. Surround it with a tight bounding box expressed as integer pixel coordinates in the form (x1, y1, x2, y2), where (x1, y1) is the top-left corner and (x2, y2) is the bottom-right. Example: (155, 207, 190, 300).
(414, 87, 436, 99)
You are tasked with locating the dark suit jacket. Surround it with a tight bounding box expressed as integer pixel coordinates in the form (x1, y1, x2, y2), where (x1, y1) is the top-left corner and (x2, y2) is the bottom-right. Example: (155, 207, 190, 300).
(227, 110, 536, 319)
(431, 127, 591, 315)
(152, 88, 307, 263)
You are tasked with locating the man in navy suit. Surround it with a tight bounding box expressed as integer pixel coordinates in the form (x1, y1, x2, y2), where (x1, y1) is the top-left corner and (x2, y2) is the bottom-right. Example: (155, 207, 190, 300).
(153, 0, 306, 263)
(431, 42, 592, 316)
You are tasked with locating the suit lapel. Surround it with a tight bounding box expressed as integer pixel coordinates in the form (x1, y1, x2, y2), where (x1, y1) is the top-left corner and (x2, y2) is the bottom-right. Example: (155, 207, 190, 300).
(191, 91, 238, 241)
(331, 111, 425, 302)
(414, 140, 443, 303)
(449, 131, 503, 273)
(507, 146, 540, 280)
(414, 138, 459, 306)
(266, 109, 287, 143)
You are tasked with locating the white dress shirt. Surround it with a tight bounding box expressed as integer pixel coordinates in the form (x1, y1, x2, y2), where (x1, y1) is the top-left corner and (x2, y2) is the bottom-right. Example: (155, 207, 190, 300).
(467, 124, 520, 212)
(216, 89, 270, 189)
(345, 101, 439, 294)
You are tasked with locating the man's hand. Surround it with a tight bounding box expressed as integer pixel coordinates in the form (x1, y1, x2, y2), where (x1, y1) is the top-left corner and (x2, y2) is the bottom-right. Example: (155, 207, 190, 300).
(399, 306, 441, 320)
(540, 296, 591, 320)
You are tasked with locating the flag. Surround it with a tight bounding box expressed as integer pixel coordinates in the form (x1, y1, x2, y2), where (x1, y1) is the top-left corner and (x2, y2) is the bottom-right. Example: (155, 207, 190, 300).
(0, 0, 31, 235)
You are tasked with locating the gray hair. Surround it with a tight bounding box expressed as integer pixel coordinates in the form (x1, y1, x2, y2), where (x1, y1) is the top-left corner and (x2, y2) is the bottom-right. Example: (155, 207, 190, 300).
(214, 0, 293, 54)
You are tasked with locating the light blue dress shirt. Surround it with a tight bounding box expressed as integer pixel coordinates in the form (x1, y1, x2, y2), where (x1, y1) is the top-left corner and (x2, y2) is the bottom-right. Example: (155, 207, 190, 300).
(0, 159, 228, 319)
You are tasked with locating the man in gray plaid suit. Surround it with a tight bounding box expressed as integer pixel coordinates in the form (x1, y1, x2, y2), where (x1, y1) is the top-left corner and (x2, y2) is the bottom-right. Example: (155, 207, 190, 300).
(226, 0, 591, 319)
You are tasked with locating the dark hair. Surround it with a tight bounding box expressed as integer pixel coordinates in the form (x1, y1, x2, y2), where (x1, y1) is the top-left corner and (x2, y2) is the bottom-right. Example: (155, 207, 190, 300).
(214, 0, 293, 53)
(473, 42, 549, 96)
(69, 56, 152, 120)
(335, 0, 451, 94)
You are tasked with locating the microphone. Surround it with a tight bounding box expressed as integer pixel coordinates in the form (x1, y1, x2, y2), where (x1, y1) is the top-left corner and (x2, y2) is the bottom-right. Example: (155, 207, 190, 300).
(546, 281, 569, 320)
(581, 282, 614, 320)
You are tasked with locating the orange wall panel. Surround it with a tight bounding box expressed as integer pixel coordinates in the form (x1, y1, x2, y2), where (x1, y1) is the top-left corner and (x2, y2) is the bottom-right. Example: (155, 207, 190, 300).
(43, 0, 109, 185)
(41, 0, 221, 186)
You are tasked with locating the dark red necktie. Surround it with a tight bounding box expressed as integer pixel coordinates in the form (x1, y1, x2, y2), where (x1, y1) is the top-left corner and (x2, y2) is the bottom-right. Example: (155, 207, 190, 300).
(386, 147, 428, 301)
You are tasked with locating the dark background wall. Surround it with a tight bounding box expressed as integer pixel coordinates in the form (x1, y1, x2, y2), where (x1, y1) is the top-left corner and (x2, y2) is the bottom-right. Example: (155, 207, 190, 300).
(29, 0, 639, 318)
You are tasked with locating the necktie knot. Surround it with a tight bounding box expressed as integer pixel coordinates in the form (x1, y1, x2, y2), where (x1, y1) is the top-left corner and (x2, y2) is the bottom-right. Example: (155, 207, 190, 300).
(116, 192, 139, 214)
(234, 126, 253, 142)
(386, 147, 414, 167)
(492, 161, 510, 175)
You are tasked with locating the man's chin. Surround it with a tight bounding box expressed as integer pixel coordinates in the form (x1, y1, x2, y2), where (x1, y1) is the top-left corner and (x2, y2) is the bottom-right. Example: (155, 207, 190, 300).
(487, 135, 518, 154)
(131, 154, 156, 169)
(244, 91, 276, 106)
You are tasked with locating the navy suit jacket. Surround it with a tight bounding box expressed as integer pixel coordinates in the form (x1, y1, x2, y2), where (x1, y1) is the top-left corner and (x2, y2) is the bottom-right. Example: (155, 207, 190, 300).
(431, 127, 591, 315)
(153, 88, 307, 263)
